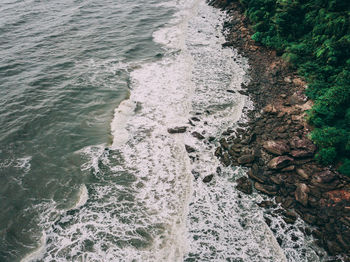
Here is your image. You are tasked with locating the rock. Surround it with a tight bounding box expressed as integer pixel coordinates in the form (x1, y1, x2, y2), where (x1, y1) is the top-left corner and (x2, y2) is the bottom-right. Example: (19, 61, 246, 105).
(191, 170, 200, 180)
(215, 147, 222, 157)
(263, 140, 290, 155)
(281, 165, 295, 172)
(248, 166, 268, 183)
(238, 154, 255, 165)
(263, 104, 277, 114)
(268, 156, 294, 170)
(312, 170, 337, 184)
(283, 210, 297, 224)
(290, 137, 316, 153)
(236, 177, 253, 194)
(296, 168, 309, 180)
(257, 201, 275, 208)
(220, 138, 229, 150)
(221, 152, 231, 166)
(295, 183, 309, 206)
(325, 189, 350, 204)
(254, 182, 278, 195)
(290, 150, 313, 158)
(185, 145, 196, 153)
(168, 126, 187, 134)
(203, 174, 214, 183)
(326, 240, 343, 255)
(192, 131, 205, 140)
(191, 117, 200, 122)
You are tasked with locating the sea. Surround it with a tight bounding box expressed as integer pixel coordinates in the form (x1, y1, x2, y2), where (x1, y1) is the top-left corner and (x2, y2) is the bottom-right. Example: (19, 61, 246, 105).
(0, 0, 329, 261)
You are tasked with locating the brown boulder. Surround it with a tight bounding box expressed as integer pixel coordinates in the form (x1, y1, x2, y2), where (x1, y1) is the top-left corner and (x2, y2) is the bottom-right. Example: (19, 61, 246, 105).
(295, 183, 309, 206)
(263, 140, 290, 155)
(296, 168, 309, 180)
(290, 137, 316, 152)
(221, 153, 231, 167)
(290, 150, 313, 158)
(268, 156, 294, 170)
(238, 154, 255, 165)
(236, 176, 253, 194)
(254, 182, 278, 195)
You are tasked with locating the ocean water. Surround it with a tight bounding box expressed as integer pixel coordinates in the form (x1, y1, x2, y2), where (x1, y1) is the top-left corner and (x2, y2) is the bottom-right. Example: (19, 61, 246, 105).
(0, 0, 328, 261)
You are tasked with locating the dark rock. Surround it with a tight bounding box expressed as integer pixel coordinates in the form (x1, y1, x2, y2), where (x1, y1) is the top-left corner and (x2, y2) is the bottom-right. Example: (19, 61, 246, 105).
(214, 147, 222, 157)
(185, 145, 196, 153)
(192, 131, 205, 140)
(191, 170, 200, 180)
(208, 136, 216, 142)
(203, 174, 214, 183)
(191, 117, 200, 122)
(268, 156, 294, 170)
(236, 176, 253, 194)
(222, 152, 231, 167)
(281, 197, 295, 209)
(263, 140, 290, 155)
(257, 200, 276, 208)
(226, 89, 236, 93)
(248, 166, 268, 183)
(327, 240, 343, 255)
(220, 138, 229, 150)
(168, 126, 187, 134)
(254, 182, 278, 195)
(238, 154, 255, 165)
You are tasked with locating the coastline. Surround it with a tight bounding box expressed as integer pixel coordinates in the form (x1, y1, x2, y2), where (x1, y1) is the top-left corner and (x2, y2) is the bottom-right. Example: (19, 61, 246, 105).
(209, 0, 350, 259)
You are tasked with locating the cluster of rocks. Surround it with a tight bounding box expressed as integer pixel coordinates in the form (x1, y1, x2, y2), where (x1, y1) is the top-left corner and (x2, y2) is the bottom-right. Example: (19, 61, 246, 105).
(208, 0, 350, 258)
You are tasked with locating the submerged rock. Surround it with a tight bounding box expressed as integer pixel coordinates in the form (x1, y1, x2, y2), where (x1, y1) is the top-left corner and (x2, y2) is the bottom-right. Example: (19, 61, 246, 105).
(167, 126, 187, 134)
(185, 145, 196, 153)
(192, 131, 205, 140)
(203, 174, 214, 183)
(236, 176, 253, 194)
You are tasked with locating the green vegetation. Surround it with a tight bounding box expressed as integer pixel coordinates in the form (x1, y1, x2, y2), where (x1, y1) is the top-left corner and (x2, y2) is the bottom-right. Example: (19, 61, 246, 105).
(235, 0, 350, 175)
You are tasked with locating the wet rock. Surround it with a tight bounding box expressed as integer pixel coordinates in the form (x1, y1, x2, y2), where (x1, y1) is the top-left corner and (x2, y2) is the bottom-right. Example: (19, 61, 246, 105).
(220, 138, 229, 150)
(203, 174, 214, 183)
(268, 156, 294, 170)
(215, 147, 222, 157)
(208, 136, 216, 142)
(257, 200, 276, 208)
(254, 182, 278, 195)
(263, 140, 290, 155)
(327, 240, 343, 255)
(191, 170, 200, 180)
(191, 117, 200, 122)
(185, 145, 196, 153)
(295, 183, 309, 206)
(283, 210, 297, 224)
(221, 152, 231, 167)
(238, 154, 255, 165)
(302, 213, 316, 225)
(167, 126, 187, 134)
(236, 176, 253, 194)
(192, 131, 205, 140)
(248, 166, 267, 183)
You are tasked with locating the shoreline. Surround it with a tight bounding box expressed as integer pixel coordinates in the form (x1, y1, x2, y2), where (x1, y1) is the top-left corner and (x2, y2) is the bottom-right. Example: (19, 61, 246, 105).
(209, 0, 350, 259)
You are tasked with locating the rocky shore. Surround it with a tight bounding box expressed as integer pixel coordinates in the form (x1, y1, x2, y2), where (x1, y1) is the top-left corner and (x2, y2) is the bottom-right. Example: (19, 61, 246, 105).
(207, 0, 350, 259)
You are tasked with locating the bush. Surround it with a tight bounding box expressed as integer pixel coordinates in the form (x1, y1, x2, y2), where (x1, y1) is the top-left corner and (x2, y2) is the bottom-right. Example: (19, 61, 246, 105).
(315, 147, 337, 165)
(239, 0, 350, 175)
(338, 158, 350, 176)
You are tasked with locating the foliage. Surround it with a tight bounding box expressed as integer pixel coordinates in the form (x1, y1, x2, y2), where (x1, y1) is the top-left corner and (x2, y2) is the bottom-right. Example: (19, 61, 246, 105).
(237, 0, 350, 174)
